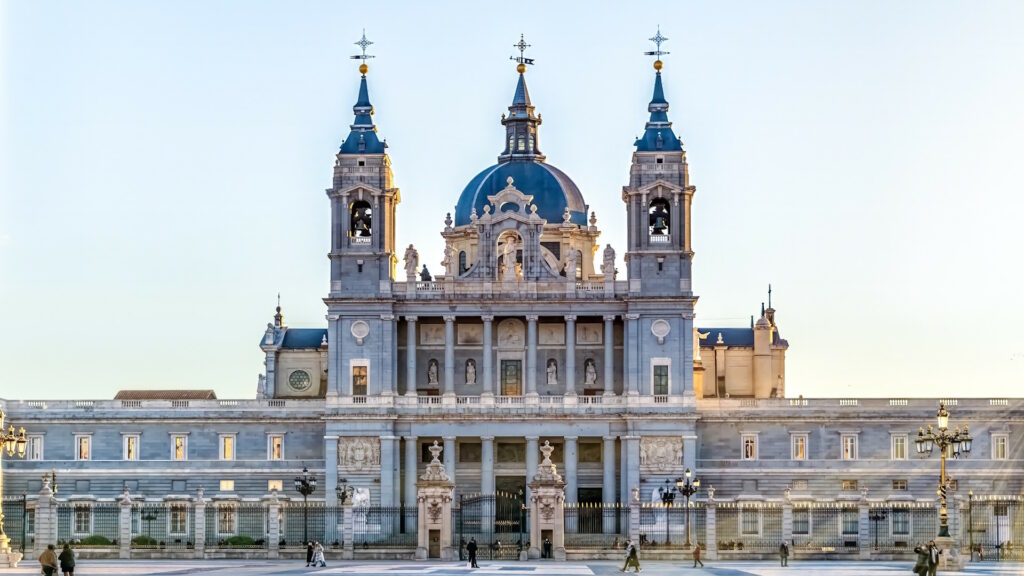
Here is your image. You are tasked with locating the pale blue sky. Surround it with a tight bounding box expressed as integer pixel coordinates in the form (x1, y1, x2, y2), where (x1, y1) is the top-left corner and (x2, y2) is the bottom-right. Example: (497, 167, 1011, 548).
(2, 1, 1022, 399)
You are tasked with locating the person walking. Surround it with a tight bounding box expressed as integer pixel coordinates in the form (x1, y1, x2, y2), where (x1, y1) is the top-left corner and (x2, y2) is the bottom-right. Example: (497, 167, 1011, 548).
(38, 544, 59, 576)
(312, 541, 327, 567)
(779, 540, 790, 567)
(306, 541, 314, 566)
(926, 540, 940, 576)
(467, 537, 479, 568)
(619, 539, 640, 573)
(58, 543, 76, 576)
(913, 543, 929, 575)
(620, 539, 633, 572)
(692, 544, 704, 568)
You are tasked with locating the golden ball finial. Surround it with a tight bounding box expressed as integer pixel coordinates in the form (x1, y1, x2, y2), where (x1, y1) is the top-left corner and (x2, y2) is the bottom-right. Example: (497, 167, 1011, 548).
(516, 62, 526, 74)
(359, 63, 368, 75)
(653, 60, 663, 71)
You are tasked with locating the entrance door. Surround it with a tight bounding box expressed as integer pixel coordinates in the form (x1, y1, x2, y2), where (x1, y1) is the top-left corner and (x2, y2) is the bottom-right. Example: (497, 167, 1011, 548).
(501, 360, 522, 396)
(429, 529, 440, 558)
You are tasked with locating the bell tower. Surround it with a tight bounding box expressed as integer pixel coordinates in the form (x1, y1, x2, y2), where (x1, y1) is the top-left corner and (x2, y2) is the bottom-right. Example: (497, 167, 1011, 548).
(327, 32, 400, 297)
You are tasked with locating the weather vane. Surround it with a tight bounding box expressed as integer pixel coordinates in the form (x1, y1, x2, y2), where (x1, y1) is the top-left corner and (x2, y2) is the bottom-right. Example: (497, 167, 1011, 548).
(644, 26, 670, 60)
(351, 29, 375, 62)
(510, 34, 535, 70)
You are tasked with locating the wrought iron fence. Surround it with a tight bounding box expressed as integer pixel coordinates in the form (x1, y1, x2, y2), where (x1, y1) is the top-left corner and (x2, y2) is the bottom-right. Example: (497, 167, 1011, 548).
(56, 501, 120, 547)
(867, 502, 936, 553)
(453, 493, 526, 560)
(563, 502, 630, 550)
(636, 502, 706, 550)
(1, 496, 28, 552)
(353, 505, 417, 549)
(130, 500, 195, 550)
(791, 501, 860, 553)
(963, 496, 1024, 561)
(281, 501, 341, 549)
(204, 501, 268, 549)
(715, 502, 783, 552)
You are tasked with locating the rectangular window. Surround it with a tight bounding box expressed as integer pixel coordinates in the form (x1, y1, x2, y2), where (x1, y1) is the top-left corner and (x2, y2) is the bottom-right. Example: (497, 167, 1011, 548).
(26, 436, 43, 461)
(123, 435, 140, 461)
(219, 480, 235, 492)
(791, 434, 807, 461)
(219, 435, 236, 461)
(891, 434, 908, 460)
(268, 480, 283, 492)
(217, 506, 236, 535)
(268, 434, 284, 461)
(741, 434, 758, 460)
(841, 434, 858, 460)
(74, 506, 91, 534)
(652, 364, 669, 395)
(26, 509, 35, 534)
(992, 434, 1008, 460)
(842, 509, 859, 535)
(74, 435, 91, 461)
(352, 365, 368, 396)
(169, 505, 188, 535)
(892, 509, 910, 535)
(741, 509, 760, 535)
(793, 509, 809, 534)
(842, 479, 858, 491)
(892, 479, 908, 491)
(171, 435, 188, 461)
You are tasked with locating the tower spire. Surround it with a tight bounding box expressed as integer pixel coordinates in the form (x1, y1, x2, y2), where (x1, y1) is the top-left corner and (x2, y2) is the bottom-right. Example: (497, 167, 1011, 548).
(273, 293, 283, 328)
(635, 27, 682, 152)
(340, 30, 386, 155)
(499, 34, 544, 162)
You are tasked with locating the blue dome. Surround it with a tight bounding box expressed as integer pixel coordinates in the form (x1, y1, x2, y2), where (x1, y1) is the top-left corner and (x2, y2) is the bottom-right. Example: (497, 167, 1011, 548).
(455, 161, 587, 227)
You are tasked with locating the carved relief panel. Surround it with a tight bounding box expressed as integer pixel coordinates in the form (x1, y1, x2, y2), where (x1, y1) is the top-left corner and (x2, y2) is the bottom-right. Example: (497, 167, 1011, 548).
(339, 437, 381, 473)
(639, 436, 684, 473)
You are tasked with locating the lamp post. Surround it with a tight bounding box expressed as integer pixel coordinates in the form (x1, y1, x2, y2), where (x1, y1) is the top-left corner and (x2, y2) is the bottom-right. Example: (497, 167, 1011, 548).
(677, 469, 700, 548)
(967, 490, 974, 561)
(914, 402, 972, 539)
(293, 466, 317, 544)
(334, 478, 351, 504)
(869, 508, 887, 550)
(0, 408, 29, 557)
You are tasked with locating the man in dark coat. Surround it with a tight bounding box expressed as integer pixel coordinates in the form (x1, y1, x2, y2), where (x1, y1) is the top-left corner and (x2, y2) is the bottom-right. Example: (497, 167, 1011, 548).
(913, 543, 929, 575)
(306, 541, 314, 566)
(467, 537, 479, 568)
(779, 540, 790, 566)
(926, 540, 940, 576)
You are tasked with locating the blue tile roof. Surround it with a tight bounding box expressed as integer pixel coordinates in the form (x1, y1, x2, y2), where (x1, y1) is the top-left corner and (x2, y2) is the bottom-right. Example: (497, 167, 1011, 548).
(635, 71, 683, 153)
(280, 328, 328, 349)
(454, 161, 588, 227)
(339, 75, 386, 154)
(698, 327, 787, 347)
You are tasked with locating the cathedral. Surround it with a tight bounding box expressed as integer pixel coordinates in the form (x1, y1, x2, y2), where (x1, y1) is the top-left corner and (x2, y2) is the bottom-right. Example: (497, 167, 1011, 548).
(1, 32, 1020, 562)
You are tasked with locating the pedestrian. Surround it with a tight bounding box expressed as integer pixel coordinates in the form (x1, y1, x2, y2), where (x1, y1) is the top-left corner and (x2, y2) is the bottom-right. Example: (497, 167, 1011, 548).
(692, 544, 703, 568)
(313, 541, 327, 567)
(58, 543, 76, 576)
(619, 538, 640, 573)
(926, 540, 939, 576)
(543, 537, 552, 559)
(913, 543, 929, 575)
(779, 540, 790, 567)
(467, 537, 479, 568)
(306, 541, 314, 566)
(38, 544, 59, 576)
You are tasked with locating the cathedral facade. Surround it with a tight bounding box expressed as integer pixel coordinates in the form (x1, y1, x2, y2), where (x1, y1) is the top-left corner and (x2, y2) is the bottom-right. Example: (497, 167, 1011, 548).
(2, 39, 1021, 560)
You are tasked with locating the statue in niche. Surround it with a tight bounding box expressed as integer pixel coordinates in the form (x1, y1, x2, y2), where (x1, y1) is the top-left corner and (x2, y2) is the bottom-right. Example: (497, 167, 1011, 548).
(546, 359, 558, 386)
(563, 249, 578, 278)
(403, 244, 419, 279)
(427, 359, 439, 385)
(441, 244, 453, 275)
(602, 244, 616, 280)
(465, 359, 477, 385)
(501, 236, 519, 281)
(584, 358, 598, 387)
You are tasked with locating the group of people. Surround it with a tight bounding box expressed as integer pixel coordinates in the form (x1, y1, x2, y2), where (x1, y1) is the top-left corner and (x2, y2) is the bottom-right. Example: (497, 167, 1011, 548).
(305, 541, 327, 567)
(913, 540, 942, 576)
(37, 544, 75, 576)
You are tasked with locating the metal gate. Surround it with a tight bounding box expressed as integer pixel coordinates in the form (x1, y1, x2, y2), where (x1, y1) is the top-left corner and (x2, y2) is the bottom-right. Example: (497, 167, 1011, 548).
(455, 492, 525, 560)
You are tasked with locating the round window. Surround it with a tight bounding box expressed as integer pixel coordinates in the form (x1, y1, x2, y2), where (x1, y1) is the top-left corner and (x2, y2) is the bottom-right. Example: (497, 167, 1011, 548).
(288, 370, 312, 392)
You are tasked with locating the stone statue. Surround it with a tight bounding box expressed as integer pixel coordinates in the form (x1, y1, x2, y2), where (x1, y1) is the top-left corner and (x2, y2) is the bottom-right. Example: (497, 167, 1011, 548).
(427, 359, 439, 385)
(419, 265, 432, 282)
(601, 244, 616, 280)
(546, 359, 558, 386)
(441, 244, 453, 275)
(256, 374, 266, 399)
(564, 249, 578, 278)
(501, 237, 518, 281)
(584, 359, 597, 387)
(403, 244, 419, 279)
(694, 329, 710, 362)
(465, 359, 477, 385)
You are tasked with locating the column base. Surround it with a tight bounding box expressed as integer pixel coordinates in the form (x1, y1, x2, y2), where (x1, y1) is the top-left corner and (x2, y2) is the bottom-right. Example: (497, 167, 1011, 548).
(936, 536, 967, 570)
(528, 546, 541, 559)
(554, 546, 566, 561)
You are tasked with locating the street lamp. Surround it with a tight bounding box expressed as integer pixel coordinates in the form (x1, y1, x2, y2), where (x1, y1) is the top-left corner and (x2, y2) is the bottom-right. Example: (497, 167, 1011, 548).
(293, 466, 317, 544)
(0, 408, 29, 557)
(335, 478, 352, 504)
(968, 490, 974, 561)
(657, 480, 677, 546)
(677, 469, 700, 548)
(868, 508, 887, 550)
(914, 402, 972, 538)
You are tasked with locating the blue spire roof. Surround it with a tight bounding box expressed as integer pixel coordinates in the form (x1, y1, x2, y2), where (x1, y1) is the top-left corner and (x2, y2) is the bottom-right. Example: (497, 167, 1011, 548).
(635, 71, 683, 152)
(512, 73, 532, 107)
(339, 74, 386, 154)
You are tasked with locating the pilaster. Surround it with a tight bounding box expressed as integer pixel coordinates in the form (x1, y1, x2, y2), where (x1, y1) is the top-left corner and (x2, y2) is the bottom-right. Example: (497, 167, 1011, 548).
(481, 316, 494, 396)
(117, 488, 132, 559)
(193, 487, 206, 559)
(564, 315, 577, 396)
(405, 316, 418, 396)
(603, 315, 615, 396)
(265, 491, 281, 559)
(705, 487, 717, 560)
(443, 315, 456, 396)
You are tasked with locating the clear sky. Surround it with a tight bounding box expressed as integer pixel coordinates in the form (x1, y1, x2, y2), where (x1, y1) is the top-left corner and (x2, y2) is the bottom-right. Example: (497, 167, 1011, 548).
(2, 1, 1022, 400)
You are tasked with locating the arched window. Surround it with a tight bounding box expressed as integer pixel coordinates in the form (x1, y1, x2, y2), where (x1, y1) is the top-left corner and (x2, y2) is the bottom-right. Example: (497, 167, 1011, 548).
(648, 198, 670, 239)
(458, 251, 467, 274)
(350, 201, 372, 238)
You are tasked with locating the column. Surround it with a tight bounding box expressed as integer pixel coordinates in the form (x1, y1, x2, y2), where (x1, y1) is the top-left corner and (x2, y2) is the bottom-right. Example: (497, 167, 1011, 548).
(706, 495, 718, 560)
(325, 435, 339, 502)
(625, 315, 640, 395)
(564, 315, 577, 396)
(481, 436, 495, 495)
(266, 494, 281, 559)
(680, 312, 694, 398)
(327, 316, 340, 397)
(564, 436, 578, 503)
(117, 491, 131, 559)
(404, 436, 418, 508)
(603, 315, 615, 396)
(443, 436, 457, 483)
(858, 493, 871, 559)
(526, 436, 539, 501)
(603, 436, 617, 533)
(481, 316, 494, 396)
(382, 315, 395, 395)
(443, 315, 456, 396)
(782, 494, 793, 553)
(683, 436, 697, 472)
(193, 487, 206, 559)
(380, 436, 396, 506)
(624, 436, 640, 501)
(526, 315, 538, 396)
(394, 437, 402, 506)
(405, 316, 418, 396)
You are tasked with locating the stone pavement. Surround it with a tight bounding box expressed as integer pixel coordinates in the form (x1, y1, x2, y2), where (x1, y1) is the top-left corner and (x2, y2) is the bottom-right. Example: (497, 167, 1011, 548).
(1, 560, 1023, 575)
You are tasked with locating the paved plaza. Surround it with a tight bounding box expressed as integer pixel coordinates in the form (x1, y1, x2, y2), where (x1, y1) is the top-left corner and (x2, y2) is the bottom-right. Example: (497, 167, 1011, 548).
(2, 560, 1024, 576)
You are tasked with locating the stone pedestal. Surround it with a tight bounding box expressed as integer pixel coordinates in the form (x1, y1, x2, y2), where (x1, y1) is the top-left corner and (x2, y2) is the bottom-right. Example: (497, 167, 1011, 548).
(415, 441, 455, 561)
(193, 488, 206, 559)
(936, 536, 967, 571)
(117, 487, 133, 559)
(342, 502, 354, 560)
(527, 440, 566, 561)
(705, 486, 718, 561)
(264, 491, 281, 559)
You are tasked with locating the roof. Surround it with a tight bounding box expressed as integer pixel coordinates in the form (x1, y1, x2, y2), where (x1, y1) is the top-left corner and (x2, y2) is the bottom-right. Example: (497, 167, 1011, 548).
(114, 390, 217, 400)
(698, 327, 788, 348)
(635, 71, 684, 153)
(454, 161, 588, 227)
(280, 328, 328, 349)
(339, 75, 386, 155)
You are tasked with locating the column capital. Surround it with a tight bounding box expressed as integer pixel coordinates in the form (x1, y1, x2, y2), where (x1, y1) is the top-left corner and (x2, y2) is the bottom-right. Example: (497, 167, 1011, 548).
(327, 314, 341, 321)
(324, 435, 340, 440)
(443, 435, 457, 441)
(525, 314, 539, 322)
(564, 436, 579, 442)
(443, 315, 456, 323)
(603, 315, 617, 322)
(380, 435, 399, 441)
(402, 435, 417, 441)
(564, 315, 577, 322)
(525, 435, 540, 442)
(405, 315, 418, 322)
(480, 435, 495, 441)
(625, 314, 640, 321)
(481, 315, 494, 322)
(381, 314, 395, 321)
(603, 435, 618, 442)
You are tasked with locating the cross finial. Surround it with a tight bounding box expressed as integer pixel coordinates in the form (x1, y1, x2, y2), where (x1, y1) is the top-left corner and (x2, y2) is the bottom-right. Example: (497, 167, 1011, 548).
(351, 29, 375, 61)
(768, 283, 772, 308)
(510, 33, 535, 70)
(644, 26, 670, 60)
